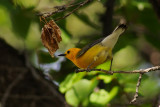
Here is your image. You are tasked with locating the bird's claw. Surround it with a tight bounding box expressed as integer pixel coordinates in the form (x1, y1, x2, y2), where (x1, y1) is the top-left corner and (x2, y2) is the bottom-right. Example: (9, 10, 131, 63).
(86, 68, 91, 72)
(75, 69, 80, 73)
(75, 68, 91, 73)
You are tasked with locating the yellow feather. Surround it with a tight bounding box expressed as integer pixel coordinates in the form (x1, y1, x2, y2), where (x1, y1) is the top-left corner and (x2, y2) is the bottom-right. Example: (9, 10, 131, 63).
(75, 44, 112, 69)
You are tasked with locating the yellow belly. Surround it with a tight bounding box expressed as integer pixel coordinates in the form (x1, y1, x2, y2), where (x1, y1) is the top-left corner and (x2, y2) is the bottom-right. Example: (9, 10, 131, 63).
(74, 44, 112, 69)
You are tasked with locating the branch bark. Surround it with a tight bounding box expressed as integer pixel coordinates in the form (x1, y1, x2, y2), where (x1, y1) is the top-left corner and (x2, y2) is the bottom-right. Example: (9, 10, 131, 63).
(37, 0, 93, 21)
(130, 73, 143, 104)
(76, 66, 160, 74)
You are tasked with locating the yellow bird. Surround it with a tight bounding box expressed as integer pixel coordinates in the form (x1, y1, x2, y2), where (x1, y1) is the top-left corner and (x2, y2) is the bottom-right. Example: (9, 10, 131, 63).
(59, 24, 127, 70)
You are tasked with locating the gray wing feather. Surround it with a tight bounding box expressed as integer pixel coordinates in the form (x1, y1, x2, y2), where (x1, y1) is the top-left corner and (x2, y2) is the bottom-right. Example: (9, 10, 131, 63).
(76, 37, 105, 58)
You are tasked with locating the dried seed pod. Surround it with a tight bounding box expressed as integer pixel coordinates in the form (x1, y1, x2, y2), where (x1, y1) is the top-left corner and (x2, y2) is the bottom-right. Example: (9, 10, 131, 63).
(41, 19, 62, 57)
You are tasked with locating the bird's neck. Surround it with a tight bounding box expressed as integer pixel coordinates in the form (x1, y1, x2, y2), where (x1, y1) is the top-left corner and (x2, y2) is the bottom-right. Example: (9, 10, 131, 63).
(67, 48, 81, 62)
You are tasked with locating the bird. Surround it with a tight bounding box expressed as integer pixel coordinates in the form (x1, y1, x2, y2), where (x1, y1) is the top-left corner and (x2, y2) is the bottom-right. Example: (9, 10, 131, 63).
(58, 24, 127, 71)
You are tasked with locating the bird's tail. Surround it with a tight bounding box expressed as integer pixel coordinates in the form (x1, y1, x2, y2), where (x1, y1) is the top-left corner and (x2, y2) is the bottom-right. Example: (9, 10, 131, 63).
(112, 24, 127, 36)
(101, 23, 127, 48)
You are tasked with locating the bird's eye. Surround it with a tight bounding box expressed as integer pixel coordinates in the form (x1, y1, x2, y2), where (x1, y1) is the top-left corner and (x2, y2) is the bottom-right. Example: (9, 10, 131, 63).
(67, 51, 70, 54)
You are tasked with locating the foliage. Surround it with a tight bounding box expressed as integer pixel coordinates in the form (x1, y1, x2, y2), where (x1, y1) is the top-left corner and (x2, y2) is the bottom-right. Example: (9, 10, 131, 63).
(0, 0, 160, 107)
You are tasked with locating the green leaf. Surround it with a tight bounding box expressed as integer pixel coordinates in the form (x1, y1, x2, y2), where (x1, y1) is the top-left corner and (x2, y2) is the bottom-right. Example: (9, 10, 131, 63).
(65, 79, 98, 106)
(98, 74, 113, 84)
(107, 86, 119, 103)
(89, 87, 118, 106)
(65, 88, 79, 107)
(73, 79, 92, 101)
(96, 60, 111, 71)
(59, 73, 85, 93)
(82, 97, 89, 107)
(90, 89, 109, 106)
(37, 50, 58, 64)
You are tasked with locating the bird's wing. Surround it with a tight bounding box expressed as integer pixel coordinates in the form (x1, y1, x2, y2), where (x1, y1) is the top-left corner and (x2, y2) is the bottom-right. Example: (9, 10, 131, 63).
(77, 24, 127, 58)
(76, 37, 104, 58)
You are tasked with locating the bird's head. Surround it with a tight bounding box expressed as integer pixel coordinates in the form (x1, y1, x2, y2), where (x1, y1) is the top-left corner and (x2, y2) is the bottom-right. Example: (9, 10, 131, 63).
(58, 48, 81, 62)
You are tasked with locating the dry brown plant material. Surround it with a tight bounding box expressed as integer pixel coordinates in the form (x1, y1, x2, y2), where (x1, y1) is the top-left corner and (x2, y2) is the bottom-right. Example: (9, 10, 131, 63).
(41, 18, 62, 57)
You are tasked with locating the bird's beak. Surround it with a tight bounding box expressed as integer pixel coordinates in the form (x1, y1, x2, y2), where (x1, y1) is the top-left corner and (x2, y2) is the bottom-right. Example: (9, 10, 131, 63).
(58, 53, 66, 56)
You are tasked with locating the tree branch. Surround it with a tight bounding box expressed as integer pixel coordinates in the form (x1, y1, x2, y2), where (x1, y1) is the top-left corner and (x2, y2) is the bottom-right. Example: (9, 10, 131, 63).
(130, 73, 143, 104)
(37, 0, 93, 21)
(76, 66, 160, 74)
(55, 0, 92, 21)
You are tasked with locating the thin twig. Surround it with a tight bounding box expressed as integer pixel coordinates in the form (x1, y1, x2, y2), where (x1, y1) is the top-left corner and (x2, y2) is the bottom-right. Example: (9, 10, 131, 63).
(37, 1, 76, 17)
(37, 6, 66, 18)
(130, 73, 143, 104)
(76, 66, 160, 74)
(37, 0, 92, 20)
(55, 0, 92, 21)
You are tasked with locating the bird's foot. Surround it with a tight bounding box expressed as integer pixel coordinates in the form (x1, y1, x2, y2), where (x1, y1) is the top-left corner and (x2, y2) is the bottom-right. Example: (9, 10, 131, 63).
(75, 69, 80, 73)
(86, 67, 91, 72)
(75, 68, 91, 73)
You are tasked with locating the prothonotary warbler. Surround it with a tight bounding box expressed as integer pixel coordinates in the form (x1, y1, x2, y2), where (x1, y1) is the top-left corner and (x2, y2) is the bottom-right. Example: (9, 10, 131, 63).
(58, 24, 127, 70)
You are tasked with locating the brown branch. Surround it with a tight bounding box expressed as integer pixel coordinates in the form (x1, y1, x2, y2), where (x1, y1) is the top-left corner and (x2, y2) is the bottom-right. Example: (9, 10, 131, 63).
(55, 0, 92, 21)
(130, 73, 143, 104)
(153, 94, 160, 107)
(76, 66, 160, 74)
(37, 0, 92, 21)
